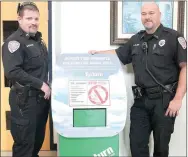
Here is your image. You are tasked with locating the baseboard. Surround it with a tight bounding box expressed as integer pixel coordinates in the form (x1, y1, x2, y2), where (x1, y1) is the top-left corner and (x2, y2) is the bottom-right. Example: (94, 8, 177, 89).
(1, 151, 57, 157)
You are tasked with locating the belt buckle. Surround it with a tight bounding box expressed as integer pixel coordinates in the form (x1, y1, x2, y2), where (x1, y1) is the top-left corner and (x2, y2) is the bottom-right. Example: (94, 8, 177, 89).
(146, 86, 162, 99)
(147, 92, 162, 99)
(146, 86, 160, 94)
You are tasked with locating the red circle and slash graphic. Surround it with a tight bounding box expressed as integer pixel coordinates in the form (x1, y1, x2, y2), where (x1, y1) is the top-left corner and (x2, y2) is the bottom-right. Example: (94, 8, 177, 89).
(88, 85, 108, 105)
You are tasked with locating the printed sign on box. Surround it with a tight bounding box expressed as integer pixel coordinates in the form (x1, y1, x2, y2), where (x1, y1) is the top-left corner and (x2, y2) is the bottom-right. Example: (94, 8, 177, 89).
(69, 80, 110, 107)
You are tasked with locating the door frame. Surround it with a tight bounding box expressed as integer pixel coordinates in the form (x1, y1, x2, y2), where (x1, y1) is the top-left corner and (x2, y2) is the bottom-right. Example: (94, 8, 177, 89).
(48, 1, 57, 151)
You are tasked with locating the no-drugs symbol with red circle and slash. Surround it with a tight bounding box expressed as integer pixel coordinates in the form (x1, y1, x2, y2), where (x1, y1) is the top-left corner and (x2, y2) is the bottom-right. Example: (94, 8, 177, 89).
(88, 85, 109, 105)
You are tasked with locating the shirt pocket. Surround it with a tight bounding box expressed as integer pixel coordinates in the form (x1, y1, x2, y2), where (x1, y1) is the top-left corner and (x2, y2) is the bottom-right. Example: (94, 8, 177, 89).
(26, 47, 43, 68)
(152, 48, 171, 67)
(131, 47, 141, 64)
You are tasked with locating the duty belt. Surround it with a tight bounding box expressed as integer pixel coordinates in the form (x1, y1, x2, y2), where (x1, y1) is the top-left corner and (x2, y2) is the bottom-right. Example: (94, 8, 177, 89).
(11, 84, 44, 97)
(28, 89, 44, 97)
(132, 82, 177, 99)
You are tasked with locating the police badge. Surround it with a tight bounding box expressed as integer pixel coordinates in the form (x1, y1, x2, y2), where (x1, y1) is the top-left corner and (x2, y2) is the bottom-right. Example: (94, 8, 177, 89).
(158, 39, 165, 47)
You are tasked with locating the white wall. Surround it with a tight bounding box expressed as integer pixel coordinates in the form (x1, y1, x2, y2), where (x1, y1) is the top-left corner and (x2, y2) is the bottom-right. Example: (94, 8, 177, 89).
(52, 2, 187, 156)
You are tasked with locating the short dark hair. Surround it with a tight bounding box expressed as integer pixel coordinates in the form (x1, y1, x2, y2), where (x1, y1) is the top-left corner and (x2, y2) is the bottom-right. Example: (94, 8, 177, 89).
(17, 2, 39, 16)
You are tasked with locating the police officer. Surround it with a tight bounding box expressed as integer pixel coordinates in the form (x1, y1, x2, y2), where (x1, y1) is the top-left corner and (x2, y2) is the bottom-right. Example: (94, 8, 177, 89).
(2, 2, 51, 157)
(89, 2, 187, 157)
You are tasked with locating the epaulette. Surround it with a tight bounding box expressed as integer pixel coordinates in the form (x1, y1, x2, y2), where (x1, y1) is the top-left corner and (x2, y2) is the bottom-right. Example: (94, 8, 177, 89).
(138, 30, 145, 34)
(162, 26, 178, 36)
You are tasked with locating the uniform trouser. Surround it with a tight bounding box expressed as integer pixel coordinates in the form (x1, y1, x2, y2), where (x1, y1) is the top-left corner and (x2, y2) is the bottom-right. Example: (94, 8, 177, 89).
(9, 89, 50, 157)
(129, 92, 176, 157)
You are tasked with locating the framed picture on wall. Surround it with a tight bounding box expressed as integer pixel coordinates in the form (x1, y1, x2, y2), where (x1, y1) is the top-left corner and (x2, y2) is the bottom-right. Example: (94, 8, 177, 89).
(110, 1, 186, 45)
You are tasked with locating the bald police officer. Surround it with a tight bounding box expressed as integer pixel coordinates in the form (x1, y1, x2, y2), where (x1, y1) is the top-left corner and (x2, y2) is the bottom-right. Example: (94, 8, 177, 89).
(89, 2, 187, 157)
(2, 2, 51, 157)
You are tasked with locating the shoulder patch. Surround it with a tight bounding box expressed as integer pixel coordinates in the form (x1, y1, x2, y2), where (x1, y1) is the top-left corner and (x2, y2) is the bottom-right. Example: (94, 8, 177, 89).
(8, 40, 20, 53)
(178, 37, 187, 49)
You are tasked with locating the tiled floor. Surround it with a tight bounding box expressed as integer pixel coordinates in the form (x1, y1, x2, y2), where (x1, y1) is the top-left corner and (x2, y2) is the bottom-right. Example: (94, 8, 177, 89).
(1, 151, 57, 157)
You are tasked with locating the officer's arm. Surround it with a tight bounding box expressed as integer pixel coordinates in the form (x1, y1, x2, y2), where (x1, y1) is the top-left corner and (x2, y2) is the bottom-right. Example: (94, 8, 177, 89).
(174, 35, 187, 100)
(89, 38, 133, 61)
(2, 40, 43, 89)
(115, 38, 133, 65)
(89, 49, 116, 55)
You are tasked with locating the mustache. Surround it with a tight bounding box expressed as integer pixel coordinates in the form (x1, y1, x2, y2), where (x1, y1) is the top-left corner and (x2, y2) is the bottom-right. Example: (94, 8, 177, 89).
(145, 20, 152, 22)
(29, 25, 37, 28)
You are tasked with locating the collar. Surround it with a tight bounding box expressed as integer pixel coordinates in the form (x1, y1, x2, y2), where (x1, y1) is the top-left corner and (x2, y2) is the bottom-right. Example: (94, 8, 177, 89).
(152, 24, 164, 39)
(17, 27, 42, 40)
(140, 24, 164, 40)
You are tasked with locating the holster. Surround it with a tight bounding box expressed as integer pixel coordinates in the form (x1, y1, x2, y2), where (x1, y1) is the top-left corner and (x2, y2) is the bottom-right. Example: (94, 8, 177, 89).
(132, 86, 144, 100)
(11, 82, 30, 109)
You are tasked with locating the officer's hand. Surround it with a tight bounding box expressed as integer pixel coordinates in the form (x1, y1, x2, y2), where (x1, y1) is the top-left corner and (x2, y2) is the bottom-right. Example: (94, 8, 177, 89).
(88, 50, 97, 55)
(165, 98, 182, 117)
(40, 82, 51, 99)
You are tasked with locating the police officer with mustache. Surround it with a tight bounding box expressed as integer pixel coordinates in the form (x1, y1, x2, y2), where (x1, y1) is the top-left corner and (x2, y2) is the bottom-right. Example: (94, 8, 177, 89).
(2, 2, 51, 157)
